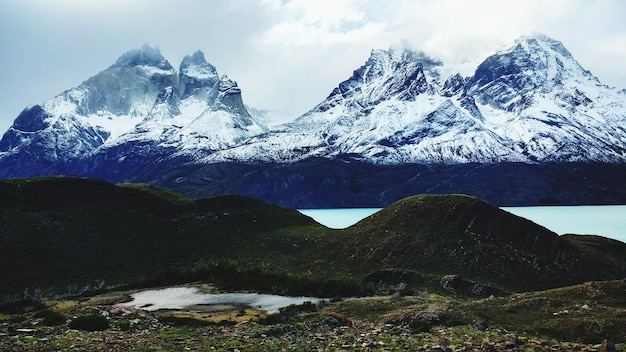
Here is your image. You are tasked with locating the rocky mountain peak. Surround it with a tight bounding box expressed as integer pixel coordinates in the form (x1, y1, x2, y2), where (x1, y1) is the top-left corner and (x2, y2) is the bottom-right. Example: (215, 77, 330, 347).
(517, 33, 574, 59)
(179, 50, 218, 79)
(217, 75, 240, 95)
(308, 48, 431, 116)
(181, 50, 210, 67)
(466, 33, 601, 113)
(179, 50, 220, 100)
(109, 44, 173, 71)
(209, 75, 251, 118)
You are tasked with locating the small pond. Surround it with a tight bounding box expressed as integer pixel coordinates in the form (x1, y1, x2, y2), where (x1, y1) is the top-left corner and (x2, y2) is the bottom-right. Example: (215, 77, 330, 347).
(118, 286, 322, 314)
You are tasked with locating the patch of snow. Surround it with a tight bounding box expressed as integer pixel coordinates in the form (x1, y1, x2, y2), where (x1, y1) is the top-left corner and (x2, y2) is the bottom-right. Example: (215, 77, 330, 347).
(182, 66, 218, 80)
(139, 65, 175, 77)
(43, 96, 77, 117)
(118, 287, 321, 314)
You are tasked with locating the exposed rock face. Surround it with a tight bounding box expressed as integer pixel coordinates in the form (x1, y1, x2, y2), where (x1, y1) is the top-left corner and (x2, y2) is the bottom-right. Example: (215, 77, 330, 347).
(178, 50, 220, 100)
(0, 45, 267, 180)
(216, 34, 625, 165)
(1, 35, 625, 207)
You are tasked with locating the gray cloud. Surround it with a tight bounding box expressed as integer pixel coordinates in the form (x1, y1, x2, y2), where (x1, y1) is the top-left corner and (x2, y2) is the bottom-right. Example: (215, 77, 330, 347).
(1, 0, 625, 132)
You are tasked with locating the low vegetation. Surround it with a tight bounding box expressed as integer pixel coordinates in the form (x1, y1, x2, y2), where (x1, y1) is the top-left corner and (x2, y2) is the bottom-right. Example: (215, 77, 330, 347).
(1, 281, 626, 350)
(1, 176, 625, 349)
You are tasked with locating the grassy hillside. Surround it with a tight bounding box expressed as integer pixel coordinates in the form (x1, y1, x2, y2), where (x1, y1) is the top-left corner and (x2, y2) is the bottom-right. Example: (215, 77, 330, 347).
(1, 177, 625, 301)
(0, 176, 324, 298)
(341, 194, 626, 292)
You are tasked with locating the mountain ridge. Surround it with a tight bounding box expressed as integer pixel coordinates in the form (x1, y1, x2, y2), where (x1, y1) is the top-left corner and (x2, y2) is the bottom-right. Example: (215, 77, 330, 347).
(203, 33, 625, 165)
(1, 34, 625, 207)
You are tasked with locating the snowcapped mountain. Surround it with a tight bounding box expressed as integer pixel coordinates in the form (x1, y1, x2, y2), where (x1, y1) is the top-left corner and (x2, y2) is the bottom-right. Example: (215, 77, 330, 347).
(0, 44, 266, 177)
(1, 35, 625, 207)
(202, 33, 626, 164)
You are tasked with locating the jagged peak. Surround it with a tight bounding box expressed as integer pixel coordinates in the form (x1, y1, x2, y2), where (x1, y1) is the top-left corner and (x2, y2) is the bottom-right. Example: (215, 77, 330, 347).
(470, 32, 600, 93)
(365, 47, 443, 65)
(218, 75, 241, 95)
(509, 33, 574, 60)
(109, 44, 173, 71)
(179, 50, 218, 78)
(348, 47, 445, 89)
(181, 50, 208, 66)
(178, 50, 220, 100)
(389, 47, 443, 67)
(204, 75, 252, 119)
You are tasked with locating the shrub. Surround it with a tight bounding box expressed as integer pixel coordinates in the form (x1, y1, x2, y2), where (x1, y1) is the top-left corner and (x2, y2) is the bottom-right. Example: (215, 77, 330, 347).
(34, 309, 65, 326)
(408, 319, 432, 333)
(69, 314, 110, 331)
(0, 299, 45, 314)
(159, 327, 196, 339)
(116, 319, 131, 331)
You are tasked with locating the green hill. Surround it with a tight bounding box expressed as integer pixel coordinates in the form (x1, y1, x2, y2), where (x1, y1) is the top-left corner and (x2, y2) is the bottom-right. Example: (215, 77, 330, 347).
(1, 177, 624, 300)
(0, 176, 321, 298)
(341, 194, 626, 292)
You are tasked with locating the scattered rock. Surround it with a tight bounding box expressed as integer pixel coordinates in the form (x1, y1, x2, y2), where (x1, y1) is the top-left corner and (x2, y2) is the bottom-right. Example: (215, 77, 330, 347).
(440, 275, 504, 297)
(470, 318, 488, 331)
(327, 312, 353, 327)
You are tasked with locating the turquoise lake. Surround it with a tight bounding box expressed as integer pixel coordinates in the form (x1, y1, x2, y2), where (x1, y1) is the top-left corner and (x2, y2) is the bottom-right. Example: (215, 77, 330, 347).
(299, 205, 626, 243)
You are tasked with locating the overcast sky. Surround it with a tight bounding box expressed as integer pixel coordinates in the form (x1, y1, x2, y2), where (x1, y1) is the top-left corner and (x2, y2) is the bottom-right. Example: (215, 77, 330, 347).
(1, 0, 625, 131)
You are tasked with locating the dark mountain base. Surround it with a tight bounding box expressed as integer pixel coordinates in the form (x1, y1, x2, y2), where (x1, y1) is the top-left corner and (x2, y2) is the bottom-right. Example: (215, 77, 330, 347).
(3, 177, 625, 301)
(153, 160, 626, 207)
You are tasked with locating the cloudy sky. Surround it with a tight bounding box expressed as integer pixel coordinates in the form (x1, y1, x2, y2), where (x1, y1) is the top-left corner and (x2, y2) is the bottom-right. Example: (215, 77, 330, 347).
(1, 0, 625, 131)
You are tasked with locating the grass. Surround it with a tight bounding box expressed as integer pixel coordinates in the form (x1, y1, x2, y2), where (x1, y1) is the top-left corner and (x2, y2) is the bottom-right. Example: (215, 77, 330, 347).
(460, 280, 626, 343)
(0, 183, 623, 302)
(159, 308, 267, 325)
(158, 326, 196, 339)
(117, 182, 194, 205)
(1, 283, 626, 350)
(2, 176, 626, 330)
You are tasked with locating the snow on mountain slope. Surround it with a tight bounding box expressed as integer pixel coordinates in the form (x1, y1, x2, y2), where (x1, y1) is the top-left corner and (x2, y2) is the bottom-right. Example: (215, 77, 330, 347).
(0, 34, 625, 182)
(0, 44, 176, 161)
(0, 45, 267, 176)
(97, 48, 267, 153)
(466, 34, 626, 162)
(203, 34, 626, 164)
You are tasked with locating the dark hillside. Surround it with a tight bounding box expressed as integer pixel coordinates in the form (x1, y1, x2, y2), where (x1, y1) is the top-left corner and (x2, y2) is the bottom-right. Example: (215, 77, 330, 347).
(155, 160, 626, 207)
(1, 178, 624, 300)
(0, 177, 319, 298)
(342, 194, 626, 291)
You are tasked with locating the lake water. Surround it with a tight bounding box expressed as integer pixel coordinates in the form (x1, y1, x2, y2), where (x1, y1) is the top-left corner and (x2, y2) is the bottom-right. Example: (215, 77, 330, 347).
(299, 205, 626, 243)
(118, 287, 321, 313)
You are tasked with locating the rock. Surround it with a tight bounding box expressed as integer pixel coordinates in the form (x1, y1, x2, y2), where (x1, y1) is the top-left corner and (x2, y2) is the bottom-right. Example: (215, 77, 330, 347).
(431, 344, 452, 352)
(327, 312, 354, 327)
(470, 319, 489, 331)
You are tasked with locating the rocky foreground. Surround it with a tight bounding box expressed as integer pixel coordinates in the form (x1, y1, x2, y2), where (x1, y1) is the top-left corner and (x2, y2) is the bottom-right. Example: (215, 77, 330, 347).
(2, 320, 616, 351)
(2, 283, 624, 352)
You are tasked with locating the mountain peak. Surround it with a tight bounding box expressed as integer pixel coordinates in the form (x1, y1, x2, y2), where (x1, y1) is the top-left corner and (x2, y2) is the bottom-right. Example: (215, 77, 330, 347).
(209, 75, 251, 118)
(178, 50, 220, 100)
(182, 50, 208, 65)
(179, 50, 217, 76)
(467, 33, 601, 113)
(309, 47, 430, 115)
(511, 33, 574, 60)
(109, 44, 173, 71)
